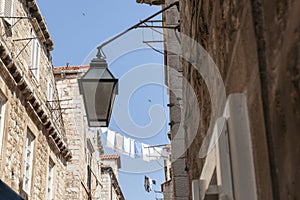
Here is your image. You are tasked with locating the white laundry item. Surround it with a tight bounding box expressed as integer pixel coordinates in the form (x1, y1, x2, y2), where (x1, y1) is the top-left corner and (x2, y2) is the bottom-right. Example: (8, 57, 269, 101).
(149, 147, 163, 160)
(106, 130, 115, 149)
(115, 133, 123, 153)
(148, 147, 156, 160)
(130, 139, 135, 158)
(142, 143, 150, 162)
(123, 136, 131, 155)
(100, 127, 108, 134)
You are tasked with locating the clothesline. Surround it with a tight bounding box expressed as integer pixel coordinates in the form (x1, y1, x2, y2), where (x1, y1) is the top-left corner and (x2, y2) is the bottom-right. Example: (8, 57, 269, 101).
(100, 128, 170, 162)
(144, 144, 169, 148)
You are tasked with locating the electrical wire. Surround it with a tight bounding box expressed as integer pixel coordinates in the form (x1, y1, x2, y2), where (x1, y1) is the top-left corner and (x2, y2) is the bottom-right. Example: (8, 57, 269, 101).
(144, 42, 164, 55)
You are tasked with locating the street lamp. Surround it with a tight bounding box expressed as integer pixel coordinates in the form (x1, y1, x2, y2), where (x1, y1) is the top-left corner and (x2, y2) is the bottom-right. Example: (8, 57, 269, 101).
(78, 2, 179, 127)
(78, 47, 118, 127)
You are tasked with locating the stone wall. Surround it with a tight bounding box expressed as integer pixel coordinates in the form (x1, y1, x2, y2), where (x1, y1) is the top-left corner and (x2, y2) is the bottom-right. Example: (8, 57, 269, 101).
(55, 69, 89, 199)
(54, 66, 104, 200)
(100, 171, 112, 200)
(99, 154, 124, 200)
(163, 0, 188, 199)
(1, 0, 54, 103)
(100, 165, 124, 200)
(0, 0, 69, 199)
(177, 0, 300, 199)
(0, 78, 66, 199)
(101, 158, 120, 179)
(161, 179, 173, 200)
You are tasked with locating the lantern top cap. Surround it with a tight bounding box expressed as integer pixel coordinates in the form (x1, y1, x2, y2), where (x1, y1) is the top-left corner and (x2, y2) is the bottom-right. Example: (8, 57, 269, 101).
(96, 47, 106, 60)
(80, 49, 117, 81)
(89, 47, 107, 66)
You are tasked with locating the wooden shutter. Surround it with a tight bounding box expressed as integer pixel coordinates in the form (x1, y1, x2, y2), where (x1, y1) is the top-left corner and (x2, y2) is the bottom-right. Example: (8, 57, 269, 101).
(30, 30, 40, 80)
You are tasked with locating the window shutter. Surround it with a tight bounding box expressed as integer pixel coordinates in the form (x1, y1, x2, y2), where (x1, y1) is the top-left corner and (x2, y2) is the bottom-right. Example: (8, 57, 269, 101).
(22, 130, 35, 194)
(36, 42, 40, 78)
(30, 30, 40, 80)
(0, 99, 3, 153)
(30, 31, 35, 68)
(47, 81, 53, 106)
(2, 0, 14, 25)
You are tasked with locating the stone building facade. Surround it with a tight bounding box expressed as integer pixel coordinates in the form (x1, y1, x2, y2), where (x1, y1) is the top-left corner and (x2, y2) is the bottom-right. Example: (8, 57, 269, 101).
(0, 1, 125, 199)
(160, 0, 300, 199)
(53, 66, 105, 200)
(53, 66, 125, 200)
(161, 150, 173, 200)
(162, 1, 186, 199)
(0, 0, 71, 199)
(100, 154, 125, 200)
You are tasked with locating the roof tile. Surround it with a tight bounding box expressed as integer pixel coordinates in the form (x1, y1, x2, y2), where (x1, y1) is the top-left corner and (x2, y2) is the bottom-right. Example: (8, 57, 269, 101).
(53, 65, 89, 71)
(101, 154, 120, 160)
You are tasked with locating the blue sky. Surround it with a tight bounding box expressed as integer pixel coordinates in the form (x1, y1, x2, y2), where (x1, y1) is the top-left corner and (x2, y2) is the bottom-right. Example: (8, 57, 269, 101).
(36, 1, 169, 199)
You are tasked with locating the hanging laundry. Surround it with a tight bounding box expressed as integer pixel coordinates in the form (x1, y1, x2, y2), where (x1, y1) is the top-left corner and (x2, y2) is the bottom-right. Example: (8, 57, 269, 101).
(106, 130, 115, 149)
(142, 143, 150, 162)
(161, 147, 170, 160)
(115, 133, 123, 153)
(104, 128, 169, 160)
(123, 136, 131, 156)
(148, 147, 161, 161)
(134, 141, 142, 158)
(144, 176, 156, 192)
(148, 147, 155, 160)
(101, 131, 108, 146)
(100, 127, 108, 134)
(130, 139, 135, 158)
(149, 177, 156, 187)
(144, 176, 151, 192)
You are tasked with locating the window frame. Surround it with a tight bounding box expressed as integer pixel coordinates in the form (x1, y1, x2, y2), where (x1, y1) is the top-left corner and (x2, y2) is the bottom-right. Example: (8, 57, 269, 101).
(30, 30, 41, 80)
(46, 158, 55, 200)
(47, 80, 53, 107)
(22, 129, 35, 194)
(0, 95, 6, 155)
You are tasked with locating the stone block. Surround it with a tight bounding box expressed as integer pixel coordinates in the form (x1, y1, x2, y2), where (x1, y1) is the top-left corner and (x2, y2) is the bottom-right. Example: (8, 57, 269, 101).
(171, 138, 187, 160)
(173, 176, 189, 197)
(172, 158, 188, 176)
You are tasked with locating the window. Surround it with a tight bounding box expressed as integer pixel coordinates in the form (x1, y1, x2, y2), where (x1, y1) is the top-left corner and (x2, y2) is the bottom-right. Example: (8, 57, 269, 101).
(86, 149, 91, 189)
(46, 159, 55, 200)
(1, 0, 14, 25)
(86, 144, 93, 192)
(47, 81, 53, 106)
(22, 129, 35, 194)
(0, 97, 6, 154)
(30, 30, 40, 80)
